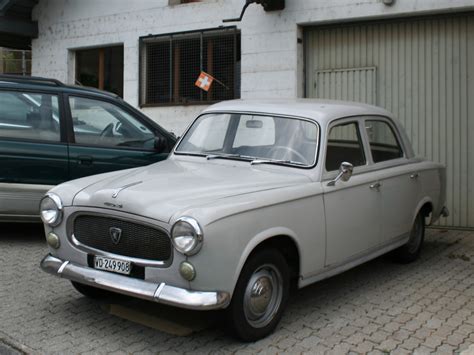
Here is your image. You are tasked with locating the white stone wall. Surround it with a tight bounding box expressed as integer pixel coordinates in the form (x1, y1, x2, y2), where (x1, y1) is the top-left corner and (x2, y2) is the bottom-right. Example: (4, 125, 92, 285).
(32, 0, 474, 135)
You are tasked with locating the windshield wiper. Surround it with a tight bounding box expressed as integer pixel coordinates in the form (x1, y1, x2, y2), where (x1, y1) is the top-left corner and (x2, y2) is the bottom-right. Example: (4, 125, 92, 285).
(206, 153, 254, 161)
(175, 152, 208, 157)
(250, 159, 307, 166)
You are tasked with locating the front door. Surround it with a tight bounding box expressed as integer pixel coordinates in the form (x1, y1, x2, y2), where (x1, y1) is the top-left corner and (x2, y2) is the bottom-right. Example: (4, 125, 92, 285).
(0, 89, 68, 217)
(322, 120, 382, 266)
(66, 95, 168, 179)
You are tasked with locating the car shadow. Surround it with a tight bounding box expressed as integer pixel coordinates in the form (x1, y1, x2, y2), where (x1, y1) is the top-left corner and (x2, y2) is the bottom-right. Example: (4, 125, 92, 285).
(10, 226, 459, 342)
(92, 230, 456, 339)
(0, 222, 45, 243)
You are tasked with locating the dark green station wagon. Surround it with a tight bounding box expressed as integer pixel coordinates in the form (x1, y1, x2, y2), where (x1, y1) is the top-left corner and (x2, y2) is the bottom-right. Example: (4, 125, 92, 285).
(0, 75, 176, 222)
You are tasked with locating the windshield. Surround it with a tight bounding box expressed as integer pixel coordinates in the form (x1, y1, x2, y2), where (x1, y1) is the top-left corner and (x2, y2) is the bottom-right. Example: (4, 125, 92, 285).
(176, 113, 319, 167)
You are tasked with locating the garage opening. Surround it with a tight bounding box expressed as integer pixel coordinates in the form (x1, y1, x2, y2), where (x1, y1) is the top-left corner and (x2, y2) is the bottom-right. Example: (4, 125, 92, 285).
(305, 13, 474, 228)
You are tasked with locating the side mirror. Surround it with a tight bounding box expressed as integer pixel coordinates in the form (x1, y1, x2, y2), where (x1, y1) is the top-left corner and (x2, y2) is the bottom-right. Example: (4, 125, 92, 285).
(327, 162, 354, 186)
(154, 136, 168, 153)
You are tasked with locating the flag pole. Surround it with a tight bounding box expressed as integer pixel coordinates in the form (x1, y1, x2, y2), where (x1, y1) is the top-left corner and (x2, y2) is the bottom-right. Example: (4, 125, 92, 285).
(211, 76, 230, 91)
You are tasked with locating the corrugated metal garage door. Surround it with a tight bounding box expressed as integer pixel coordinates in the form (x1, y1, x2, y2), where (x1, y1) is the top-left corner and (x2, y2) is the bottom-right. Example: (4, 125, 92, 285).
(305, 13, 474, 228)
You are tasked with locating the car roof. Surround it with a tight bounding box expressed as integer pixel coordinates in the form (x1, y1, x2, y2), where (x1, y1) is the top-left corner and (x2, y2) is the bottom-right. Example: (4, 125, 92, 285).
(202, 99, 393, 125)
(0, 74, 119, 100)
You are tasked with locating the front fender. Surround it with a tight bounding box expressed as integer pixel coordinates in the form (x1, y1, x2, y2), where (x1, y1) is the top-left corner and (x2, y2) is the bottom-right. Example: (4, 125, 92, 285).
(187, 188, 325, 297)
(232, 227, 301, 292)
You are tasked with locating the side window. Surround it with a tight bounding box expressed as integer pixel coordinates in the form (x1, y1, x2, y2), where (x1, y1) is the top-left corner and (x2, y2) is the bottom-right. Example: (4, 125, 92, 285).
(69, 96, 155, 149)
(233, 115, 275, 148)
(365, 120, 404, 163)
(326, 121, 366, 171)
(0, 91, 60, 142)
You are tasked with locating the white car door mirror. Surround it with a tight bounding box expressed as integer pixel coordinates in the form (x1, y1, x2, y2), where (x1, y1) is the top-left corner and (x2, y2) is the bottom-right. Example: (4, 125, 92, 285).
(327, 162, 354, 186)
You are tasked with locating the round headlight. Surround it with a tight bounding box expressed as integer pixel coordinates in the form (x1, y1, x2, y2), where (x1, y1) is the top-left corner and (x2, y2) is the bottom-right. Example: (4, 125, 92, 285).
(171, 217, 203, 256)
(39, 193, 63, 226)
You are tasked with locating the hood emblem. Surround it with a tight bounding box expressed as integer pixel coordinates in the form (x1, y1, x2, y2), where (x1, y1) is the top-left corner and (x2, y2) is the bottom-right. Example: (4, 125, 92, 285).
(111, 181, 143, 199)
(109, 227, 123, 245)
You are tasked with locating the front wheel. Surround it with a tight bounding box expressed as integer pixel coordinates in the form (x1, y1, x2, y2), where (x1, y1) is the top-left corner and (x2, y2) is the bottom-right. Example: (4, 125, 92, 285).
(226, 249, 290, 341)
(394, 213, 425, 263)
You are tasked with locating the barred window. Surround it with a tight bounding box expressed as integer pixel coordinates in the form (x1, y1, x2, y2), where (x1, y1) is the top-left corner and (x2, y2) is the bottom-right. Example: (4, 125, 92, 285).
(140, 27, 241, 106)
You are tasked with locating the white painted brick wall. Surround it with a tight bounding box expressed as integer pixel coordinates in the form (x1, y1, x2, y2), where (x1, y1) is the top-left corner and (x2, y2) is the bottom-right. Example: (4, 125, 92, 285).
(32, 0, 474, 135)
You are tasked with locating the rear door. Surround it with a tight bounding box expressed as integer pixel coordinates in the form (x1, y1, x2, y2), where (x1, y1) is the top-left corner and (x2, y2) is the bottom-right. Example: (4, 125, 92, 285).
(363, 117, 420, 242)
(322, 119, 382, 266)
(0, 89, 68, 217)
(65, 95, 169, 179)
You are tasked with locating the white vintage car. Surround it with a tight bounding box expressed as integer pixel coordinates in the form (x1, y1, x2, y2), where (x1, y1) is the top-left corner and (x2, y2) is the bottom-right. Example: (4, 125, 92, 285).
(40, 99, 448, 341)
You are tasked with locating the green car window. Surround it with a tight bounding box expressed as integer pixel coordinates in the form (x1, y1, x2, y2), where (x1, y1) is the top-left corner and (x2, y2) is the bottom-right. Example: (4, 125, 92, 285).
(69, 96, 155, 149)
(0, 90, 61, 142)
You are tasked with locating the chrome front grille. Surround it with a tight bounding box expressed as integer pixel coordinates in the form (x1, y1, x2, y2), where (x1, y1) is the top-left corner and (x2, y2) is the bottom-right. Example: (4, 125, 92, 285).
(73, 215, 171, 262)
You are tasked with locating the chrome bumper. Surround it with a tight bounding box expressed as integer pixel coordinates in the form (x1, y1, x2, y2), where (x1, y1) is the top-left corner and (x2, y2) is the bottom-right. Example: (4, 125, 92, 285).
(40, 254, 230, 310)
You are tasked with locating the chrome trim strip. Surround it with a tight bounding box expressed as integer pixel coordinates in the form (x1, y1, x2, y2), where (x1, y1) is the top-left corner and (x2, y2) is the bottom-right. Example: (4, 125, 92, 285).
(322, 158, 416, 182)
(57, 261, 69, 274)
(153, 282, 166, 299)
(40, 254, 230, 310)
(70, 233, 168, 267)
(111, 181, 143, 199)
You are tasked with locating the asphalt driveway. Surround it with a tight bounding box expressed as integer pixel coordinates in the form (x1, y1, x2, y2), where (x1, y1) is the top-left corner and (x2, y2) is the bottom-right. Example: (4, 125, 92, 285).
(0, 224, 473, 354)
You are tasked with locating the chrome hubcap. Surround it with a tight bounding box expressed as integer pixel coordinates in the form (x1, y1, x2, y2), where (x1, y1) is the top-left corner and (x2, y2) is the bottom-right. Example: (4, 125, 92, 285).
(407, 215, 423, 253)
(243, 264, 283, 328)
(249, 276, 273, 314)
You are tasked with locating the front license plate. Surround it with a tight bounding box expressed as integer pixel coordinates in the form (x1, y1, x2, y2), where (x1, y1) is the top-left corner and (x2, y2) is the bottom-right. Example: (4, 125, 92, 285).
(94, 256, 131, 275)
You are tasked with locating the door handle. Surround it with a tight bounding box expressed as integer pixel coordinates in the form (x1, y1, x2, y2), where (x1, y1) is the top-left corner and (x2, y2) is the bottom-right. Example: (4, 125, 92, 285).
(78, 155, 93, 166)
(369, 182, 381, 190)
(410, 173, 419, 180)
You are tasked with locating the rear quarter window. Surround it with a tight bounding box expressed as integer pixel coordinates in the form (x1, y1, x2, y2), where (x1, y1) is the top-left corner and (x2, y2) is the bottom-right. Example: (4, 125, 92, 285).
(365, 120, 404, 163)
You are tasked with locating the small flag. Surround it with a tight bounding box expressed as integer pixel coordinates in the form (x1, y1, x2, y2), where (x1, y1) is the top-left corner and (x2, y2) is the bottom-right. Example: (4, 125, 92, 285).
(195, 71, 214, 92)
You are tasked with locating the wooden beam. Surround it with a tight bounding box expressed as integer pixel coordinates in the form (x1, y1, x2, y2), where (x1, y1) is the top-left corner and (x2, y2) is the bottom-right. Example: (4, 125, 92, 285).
(0, 33, 31, 49)
(98, 48, 105, 90)
(207, 39, 213, 101)
(173, 44, 180, 102)
(0, 16, 37, 37)
(0, 47, 3, 74)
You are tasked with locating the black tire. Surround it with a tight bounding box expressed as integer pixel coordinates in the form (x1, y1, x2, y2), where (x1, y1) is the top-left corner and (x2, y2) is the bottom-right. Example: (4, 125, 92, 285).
(394, 213, 425, 263)
(71, 281, 118, 300)
(226, 249, 290, 342)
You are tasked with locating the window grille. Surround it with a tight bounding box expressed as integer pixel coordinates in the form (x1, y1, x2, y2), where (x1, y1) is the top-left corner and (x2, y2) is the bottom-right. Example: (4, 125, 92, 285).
(140, 27, 241, 106)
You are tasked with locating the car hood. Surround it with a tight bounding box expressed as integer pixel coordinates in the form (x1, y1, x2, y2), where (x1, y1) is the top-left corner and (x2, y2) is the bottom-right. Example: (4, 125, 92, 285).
(72, 158, 311, 223)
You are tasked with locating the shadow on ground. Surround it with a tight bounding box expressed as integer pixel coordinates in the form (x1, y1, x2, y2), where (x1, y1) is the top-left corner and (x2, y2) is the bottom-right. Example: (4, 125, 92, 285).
(0, 223, 44, 243)
(1, 224, 472, 353)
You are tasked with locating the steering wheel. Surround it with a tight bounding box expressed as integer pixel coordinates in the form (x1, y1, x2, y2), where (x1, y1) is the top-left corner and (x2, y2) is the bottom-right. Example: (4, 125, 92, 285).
(268, 146, 308, 164)
(100, 123, 114, 137)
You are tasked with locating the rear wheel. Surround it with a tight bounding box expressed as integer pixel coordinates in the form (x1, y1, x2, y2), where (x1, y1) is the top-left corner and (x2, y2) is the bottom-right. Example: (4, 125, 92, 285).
(71, 281, 117, 300)
(394, 213, 425, 263)
(226, 249, 290, 341)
